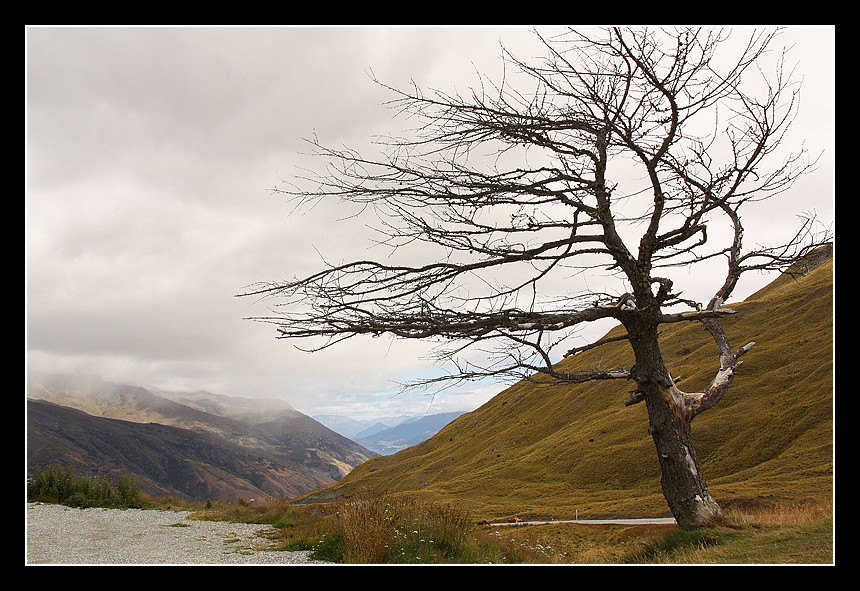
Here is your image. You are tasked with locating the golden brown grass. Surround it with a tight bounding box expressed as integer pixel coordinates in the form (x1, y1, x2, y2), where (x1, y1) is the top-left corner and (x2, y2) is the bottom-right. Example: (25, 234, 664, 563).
(476, 497, 833, 564)
(182, 494, 833, 564)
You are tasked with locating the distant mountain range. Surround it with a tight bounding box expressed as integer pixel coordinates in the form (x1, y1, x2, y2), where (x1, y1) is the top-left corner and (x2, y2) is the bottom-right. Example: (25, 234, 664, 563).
(314, 412, 466, 455)
(26, 375, 378, 502)
(349, 412, 467, 455)
(312, 414, 416, 440)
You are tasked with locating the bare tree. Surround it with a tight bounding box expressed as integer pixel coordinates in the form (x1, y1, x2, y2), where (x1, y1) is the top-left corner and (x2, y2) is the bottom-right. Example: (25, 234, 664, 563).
(244, 27, 831, 529)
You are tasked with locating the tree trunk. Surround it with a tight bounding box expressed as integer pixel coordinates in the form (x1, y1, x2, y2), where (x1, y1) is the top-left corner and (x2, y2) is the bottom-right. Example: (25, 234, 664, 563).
(644, 387, 721, 529)
(627, 317, 721, 529)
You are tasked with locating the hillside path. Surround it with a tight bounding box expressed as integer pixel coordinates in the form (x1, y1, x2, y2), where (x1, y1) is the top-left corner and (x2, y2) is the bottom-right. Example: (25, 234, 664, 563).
(26, 502, 332, 565)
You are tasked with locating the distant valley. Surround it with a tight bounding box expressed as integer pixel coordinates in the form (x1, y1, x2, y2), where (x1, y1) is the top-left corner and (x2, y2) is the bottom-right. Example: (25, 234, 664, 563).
(315, 412, 466, 455)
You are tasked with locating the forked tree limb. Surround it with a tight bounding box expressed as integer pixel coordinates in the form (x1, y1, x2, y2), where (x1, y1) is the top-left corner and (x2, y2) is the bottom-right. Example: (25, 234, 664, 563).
(655, 331, 755, 422)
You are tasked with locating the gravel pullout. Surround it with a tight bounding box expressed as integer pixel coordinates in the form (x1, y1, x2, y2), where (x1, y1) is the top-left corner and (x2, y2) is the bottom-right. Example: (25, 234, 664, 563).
(26, 502, 333, 565)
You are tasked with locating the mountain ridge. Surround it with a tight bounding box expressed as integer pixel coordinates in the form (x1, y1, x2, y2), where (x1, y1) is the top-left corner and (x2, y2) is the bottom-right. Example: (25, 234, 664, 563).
(26, 377, 377, 501)
(27, 398, 324, 501)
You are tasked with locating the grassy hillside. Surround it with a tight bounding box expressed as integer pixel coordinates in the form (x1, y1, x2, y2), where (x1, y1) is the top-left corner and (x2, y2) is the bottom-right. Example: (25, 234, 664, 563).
(297, 250, 833, 521)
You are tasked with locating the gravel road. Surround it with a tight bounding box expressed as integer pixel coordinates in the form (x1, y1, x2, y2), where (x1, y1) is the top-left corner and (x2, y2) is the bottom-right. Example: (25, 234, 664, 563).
(26, 502, 333, 565)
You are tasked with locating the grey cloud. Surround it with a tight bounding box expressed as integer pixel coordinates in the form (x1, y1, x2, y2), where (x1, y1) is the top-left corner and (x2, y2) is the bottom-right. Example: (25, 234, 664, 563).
(26, 26, 835, 419)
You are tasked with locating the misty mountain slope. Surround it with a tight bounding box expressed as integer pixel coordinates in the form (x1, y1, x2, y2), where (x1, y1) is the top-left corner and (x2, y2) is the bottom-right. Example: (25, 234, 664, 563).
(28, 376, 271, 448)
(295, 248, 833, 520)
(154, 389, 377, 480)
(27, 379, 377, 501)
(154, 389, 303, 424)
(27, 399, 325, 501)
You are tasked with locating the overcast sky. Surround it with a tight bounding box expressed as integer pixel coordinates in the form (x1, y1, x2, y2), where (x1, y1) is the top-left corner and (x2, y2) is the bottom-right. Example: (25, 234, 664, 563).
(25, 26, 835, 420)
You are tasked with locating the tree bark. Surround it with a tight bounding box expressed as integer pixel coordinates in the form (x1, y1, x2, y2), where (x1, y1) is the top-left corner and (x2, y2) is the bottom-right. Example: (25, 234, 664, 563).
(645, 388, 721, 529)
(626, 316, 721, 529)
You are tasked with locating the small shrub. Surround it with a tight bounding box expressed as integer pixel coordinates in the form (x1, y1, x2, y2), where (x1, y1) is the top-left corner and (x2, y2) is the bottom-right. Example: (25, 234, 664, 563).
(28, 465, 143, 509)
(336, 498, 394, 563)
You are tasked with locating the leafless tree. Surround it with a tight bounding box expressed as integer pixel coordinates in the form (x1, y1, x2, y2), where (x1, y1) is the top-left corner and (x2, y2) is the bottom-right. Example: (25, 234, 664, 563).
(244, 27, 831, 529)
